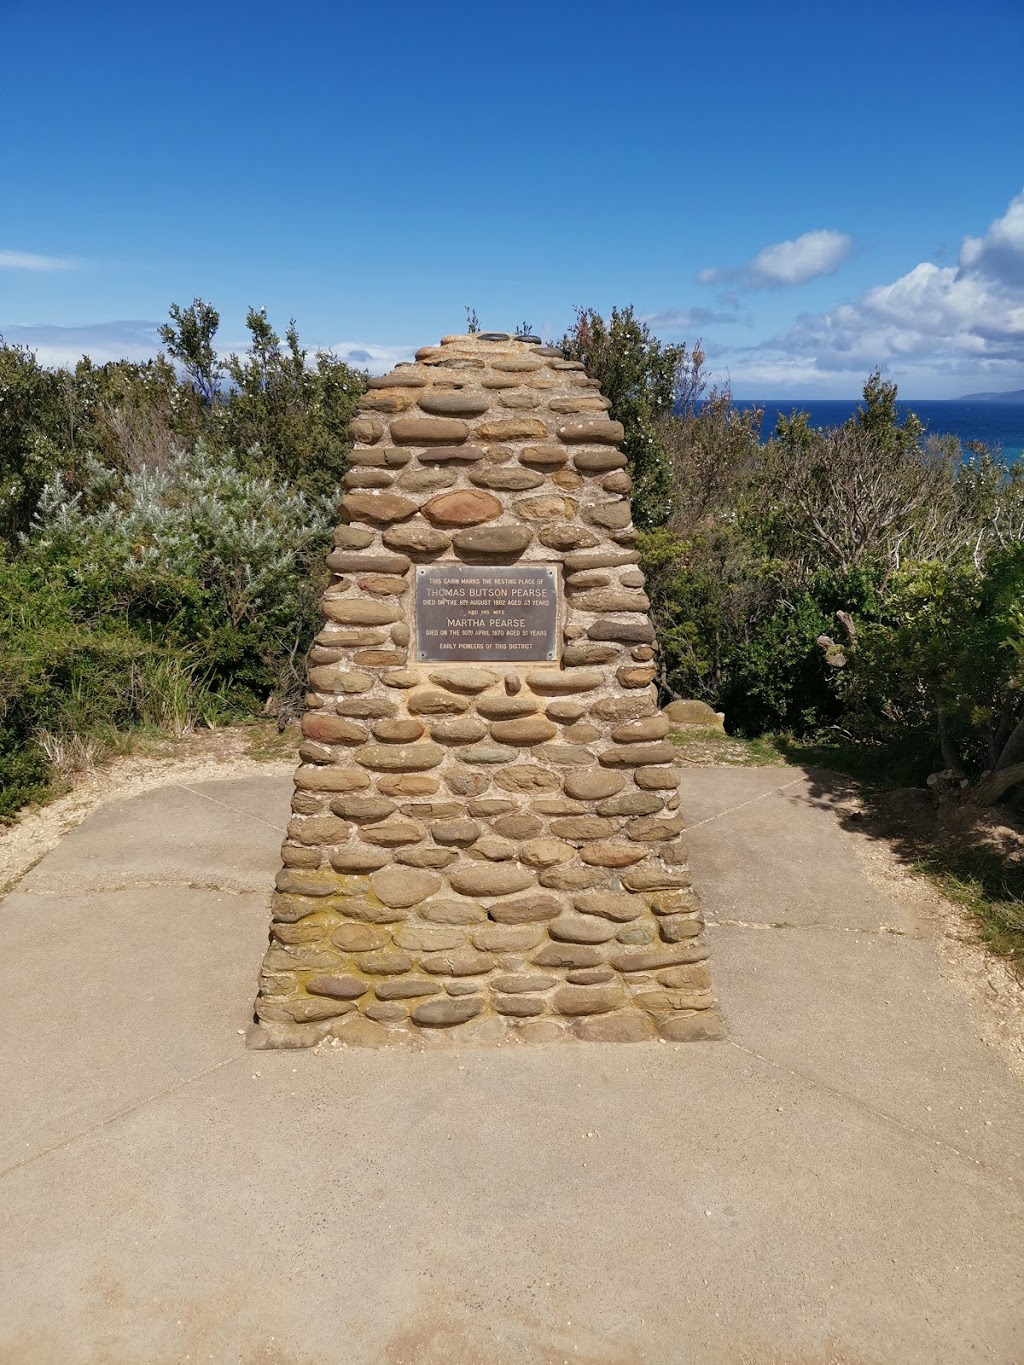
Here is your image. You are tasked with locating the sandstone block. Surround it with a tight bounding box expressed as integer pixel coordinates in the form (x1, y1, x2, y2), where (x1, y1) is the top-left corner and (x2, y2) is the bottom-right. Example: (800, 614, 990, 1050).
(358, 821, 425, 847)
(340, 491, 418, 524)
(495, 995, 545, 1017)
(533, 943, 604, 969)
(327, 550, 411, 576)
(566, 967, 614, 985)
(419, 391, 489, 416)
(354, 950, 414, 975)
(407, 688, 471, 715)
(412, 997, 483, 1026)
(545, 699, 588, 722)
(430, 818, 481, 845)
(343, 467, 393, 489)
(430, 716, 488, 745)
(457, 743, 518, 764)
(548, 395, 611, 413)
(306, 975, 369, 1000)
(373, 978, 442, 1000)
(586, 617, 654, 643)
(445, 769, 491, 797)
(557, 419, 625, 445)
(381, 670, 425, 689)
(609, 945, 702, 972)
(382, 523, 452, 555)
(532, 744, 593, 768)
(553, 984, 623, 1016)
(448, 863, 536, 897)
(539, 524, 600, 552)
(329, 845, 392, 872)
(519, 837, 575, 867)
(397, 847, 458, 868)
(617, 664, 657, 689)
(561, 643, 620, 667)
(626, 814, 686, 842)
(579, 842, 648, 868)
(398, 468, 458, 491)
(428, 667, 499, 692)
(538, 862, 606, 890)
(470, 467, 544, 490)
(657, 964, 713, 989)
(492, 973, 557, 993)
(320, 599, 403, 627)
(355, 742, 444, 772)
(549, 913, 619, 944)
(633, 766, 680, 790)
(370, 867, 442, 907)
(621, 864, 694, 892)
(258, 997, 354, 1024)
(476, 695, 539, 718)
(597, 792, 663, 816)
(353, 649, 406, 668)
(525, 669, 603, 693)
(474, 417, 547, 440)
(548, 816, 616, 840)
(420, 898, 488, 924)
(452, 525, 533, 556)
(390, 416, 469, 445)
(293, 766, 371, 793)
(487, 714, 558, 745)
(348, 416, 384, 445)
(357, 391, 418, 413)
(470, 923, 544, 952)
(487, 893, 561, 924)
(301, 714, 367, 745)
(519, 443, 569, 466)
(658, 915, 704, 942)
(331, 924, 390, 952)
(371, 718, 425, 743)
(512, 494, 577, 522)
(598, 742, 676, 767)
(564, 549, 640, 573)
(574, 589, 650, 613)
(423, 489, 502, 527)
(491, 813, 543, 840)
(379, 774, 439, 797)
(356, 574, 409, 597)
(611, 714, 671, 742)
(467, 798, 517, 817)
(367, 369, 428, 389)
(602, 470, 632, 494)
(287, 815, 350, 846)
(393, 923, 465, 952)
(421, 949, 496, 976)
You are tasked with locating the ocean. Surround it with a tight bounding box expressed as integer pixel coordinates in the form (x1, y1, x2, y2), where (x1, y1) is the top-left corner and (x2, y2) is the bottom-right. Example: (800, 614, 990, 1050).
(729, 399, 1024, 462)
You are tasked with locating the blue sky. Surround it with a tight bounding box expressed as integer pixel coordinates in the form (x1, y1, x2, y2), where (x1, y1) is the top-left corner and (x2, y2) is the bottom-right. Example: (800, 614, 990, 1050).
(2, 0, 1023, 397)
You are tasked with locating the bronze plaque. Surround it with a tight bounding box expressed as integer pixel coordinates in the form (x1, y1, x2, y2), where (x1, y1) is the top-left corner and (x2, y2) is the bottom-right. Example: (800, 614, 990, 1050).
(415, 565, 559, 663)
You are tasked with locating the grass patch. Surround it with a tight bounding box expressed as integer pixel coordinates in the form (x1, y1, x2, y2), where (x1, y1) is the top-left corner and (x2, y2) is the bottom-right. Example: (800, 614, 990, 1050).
(910, 842, 1024, 970)
(668, 726, 789, 767)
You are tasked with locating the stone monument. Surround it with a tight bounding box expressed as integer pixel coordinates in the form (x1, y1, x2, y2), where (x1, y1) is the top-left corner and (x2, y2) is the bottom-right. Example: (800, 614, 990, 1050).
(249, 331, 723, 1048)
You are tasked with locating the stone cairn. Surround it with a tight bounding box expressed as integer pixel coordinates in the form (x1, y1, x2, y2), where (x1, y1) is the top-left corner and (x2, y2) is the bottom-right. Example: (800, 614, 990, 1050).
(249, 332, 723, 1049)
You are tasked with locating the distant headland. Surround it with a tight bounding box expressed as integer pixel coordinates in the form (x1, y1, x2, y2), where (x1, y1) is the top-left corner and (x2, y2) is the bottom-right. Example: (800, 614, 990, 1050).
(958, 388, 1024, 403)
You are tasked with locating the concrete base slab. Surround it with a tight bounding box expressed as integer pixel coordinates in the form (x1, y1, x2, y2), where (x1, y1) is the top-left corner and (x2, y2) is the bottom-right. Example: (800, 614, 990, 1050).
(0, 766, 1021, 1362)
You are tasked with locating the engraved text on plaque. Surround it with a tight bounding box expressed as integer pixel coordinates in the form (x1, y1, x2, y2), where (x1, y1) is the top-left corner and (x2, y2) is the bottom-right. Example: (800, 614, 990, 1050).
(415, 565, 558, 663)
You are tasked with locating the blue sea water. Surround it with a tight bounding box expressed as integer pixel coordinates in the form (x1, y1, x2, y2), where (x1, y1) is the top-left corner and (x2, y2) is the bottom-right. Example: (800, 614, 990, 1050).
(731, 399, 1024, 462)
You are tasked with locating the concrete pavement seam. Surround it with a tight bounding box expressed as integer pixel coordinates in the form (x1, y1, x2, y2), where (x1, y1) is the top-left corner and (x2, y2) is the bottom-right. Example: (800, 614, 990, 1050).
(725, 1038, 1024, 1195)
(708, 918, 919, 938)
(0, 1050, 247, 1184)
(685, 778, 807, 830)
(176, 782, 288, 834)
(13, 881, 269, 897)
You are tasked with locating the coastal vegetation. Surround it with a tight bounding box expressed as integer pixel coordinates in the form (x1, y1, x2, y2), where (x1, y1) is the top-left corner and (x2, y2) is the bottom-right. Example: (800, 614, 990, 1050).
(2, 300, 1023, 965)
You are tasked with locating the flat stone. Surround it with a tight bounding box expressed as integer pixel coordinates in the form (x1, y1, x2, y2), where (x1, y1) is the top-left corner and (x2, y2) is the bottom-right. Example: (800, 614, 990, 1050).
(353, 950, 414, 975)
(418, 392, 490, 416)
(574, 1013, 657, 1043)
(566, 967, 614, 985)
(413, 443, 487, 464)
(428, 667, 500, 693)
(553, 984, 624, 1015)
(407, 688, 471, 715)
(487, 893, 562, 924)
(390, 417, 469, 445)
(487, 715, 558, 746)
(343, 467, 394, 489)
(430, 818, 481, 845)
(537, 862, 607, 891)
(371, 719, 425, 743)
(547, 816, 616, 840)
(548, 395, 611, 413)
(348, 416, 384, 444)
(430, 716, 488, 744)
(492, 973, 557, 994)
(326, 551, 411, 575)
(598, 742, 676, 767)
(301, 714, 367, 745)
(513, 495, 577, 522)
(563, 722, 601, 743)
(474, 417, 547, 440)
(470, 467, 544, 490)
(421, 950, 496, 976)
(358, 821, 425, 847)
(373, 977, 442, 1000)
(587, 618, 655, 644)
(457, 743, 518, 764)
(538, 524, 600, 552)
(525, 669, 603, 694)
(258, 997, 355, 1024)
(330, 924, 390, 951)
(579, 842, 648, 868)
(306, 975, 369, 1000)
(549, 913, 619, 944)
(519, 443, 569, 467)
(355, 743, 444, 772)
(533, 943, 603, 969)
(470, 923, 544, 952)
(494, 995, 546, 1017)
(412, 997, 484, 1026)
(621, 865, 694, 893)
(367, 369, 428, 389)
(575, 589, 650, 613)
(370, 867, 442, 908)
(340, 491, 418, 523)
(519, 838, 575, 868)
(448, 863, 536, 897)
(445, 770, 491, 797)
(557, 420, 625, 445)
(612, 715, 671, 742)
(491, 356, 542, 372)
(420, 897, 487, 924)
(597, 792, 664, 816)
(357, 391, 418, 413)
(423, 489, 503, 527)
(475, 696, 539, 718)
(397, 468, 459, 491)
(564, 549, 640, 572)
(467, 798, 517, 817)
(494, 765, 560, 793)
(328, 795, 397, 823)
(562, 643, 619, 667)
(357, 574, 409, 597)
(328, 845, 393, 872)
(393, 923, 464, 952)
(532, 744, 592, 767)
(626, 814, 686, 842)
(293, 766, 371, 793)
(657, 964, 712, 989)
(608, 945, 701, 972)
(352, 649, 406, 668)
(632, 767, 681, 792)
(382, 523, 452, 555)
(491, 814, 543, 840)
(452, 526, 533, 557)
(379, 773, 439, 796)
(320, 599, 403, 626)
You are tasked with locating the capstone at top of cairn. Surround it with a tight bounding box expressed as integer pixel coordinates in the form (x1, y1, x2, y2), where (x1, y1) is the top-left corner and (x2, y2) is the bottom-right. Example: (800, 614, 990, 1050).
(249, 331, 723, 1049)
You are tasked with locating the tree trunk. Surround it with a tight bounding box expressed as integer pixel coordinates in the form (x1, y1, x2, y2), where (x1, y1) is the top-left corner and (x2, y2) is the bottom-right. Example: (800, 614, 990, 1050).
(962, 762, 1024, 807)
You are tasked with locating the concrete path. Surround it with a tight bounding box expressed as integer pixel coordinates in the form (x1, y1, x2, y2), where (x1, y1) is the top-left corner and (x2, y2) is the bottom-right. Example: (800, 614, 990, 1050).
(1, 767, 1021, 1364)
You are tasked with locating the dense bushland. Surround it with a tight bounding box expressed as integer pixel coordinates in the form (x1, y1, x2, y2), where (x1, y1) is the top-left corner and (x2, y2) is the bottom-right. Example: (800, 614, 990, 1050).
(0, 301, 364, 817)
(4, 299, 1024, 828)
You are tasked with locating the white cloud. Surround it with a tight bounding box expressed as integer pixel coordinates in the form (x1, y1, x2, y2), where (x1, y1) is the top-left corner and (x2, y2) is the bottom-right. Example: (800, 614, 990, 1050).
(710, 190, 1024, 395)
(698, 230, 854, 290)
(643, 306, 741, 330)
(0, 249, 72, 271)
(0, 321, 163, 366)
